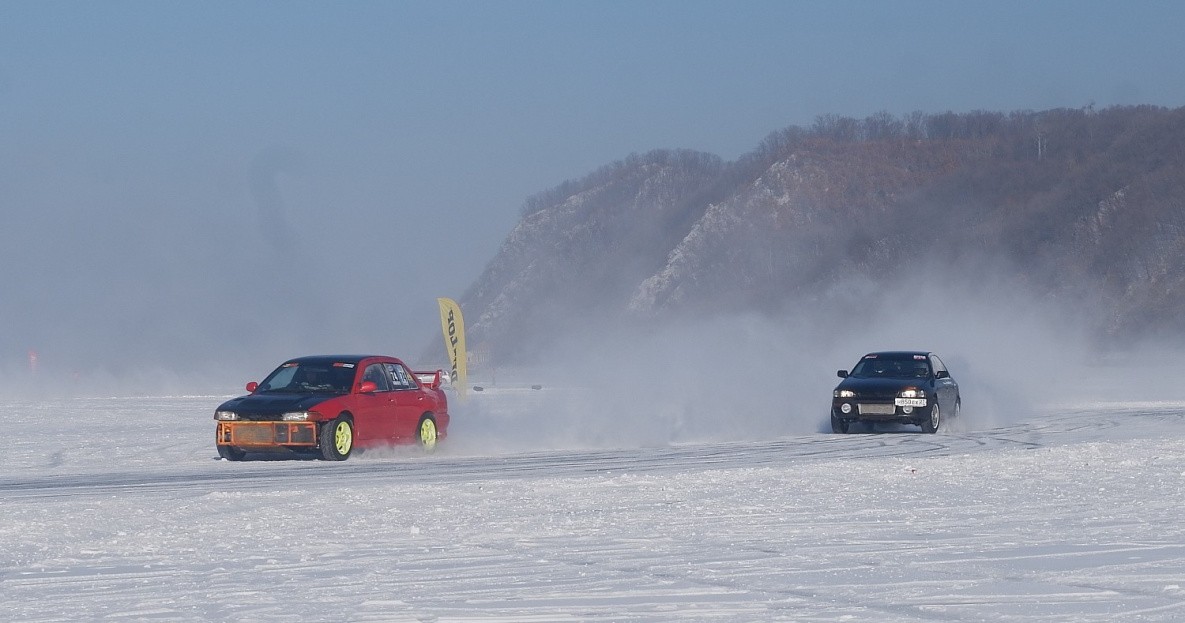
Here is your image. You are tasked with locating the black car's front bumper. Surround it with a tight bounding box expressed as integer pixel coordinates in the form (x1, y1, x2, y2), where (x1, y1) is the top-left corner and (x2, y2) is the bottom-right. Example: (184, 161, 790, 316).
(831, 398, 933, 424)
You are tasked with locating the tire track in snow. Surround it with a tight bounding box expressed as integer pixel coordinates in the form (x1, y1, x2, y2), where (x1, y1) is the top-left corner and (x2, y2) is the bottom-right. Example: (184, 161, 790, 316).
(2, 404, 1180, 502)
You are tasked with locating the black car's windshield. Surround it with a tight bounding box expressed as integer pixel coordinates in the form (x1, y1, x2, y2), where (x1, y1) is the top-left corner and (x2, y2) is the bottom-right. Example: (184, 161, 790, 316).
(850, 355, 932, 379)
(258, 362, 355, 394)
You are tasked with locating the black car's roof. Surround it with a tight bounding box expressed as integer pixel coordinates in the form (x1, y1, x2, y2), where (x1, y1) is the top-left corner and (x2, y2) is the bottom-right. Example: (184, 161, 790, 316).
(862, 350, 932, 358)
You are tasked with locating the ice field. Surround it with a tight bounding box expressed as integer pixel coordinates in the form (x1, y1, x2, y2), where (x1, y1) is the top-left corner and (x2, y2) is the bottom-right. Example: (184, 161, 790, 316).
(2, 386, 1184, 622)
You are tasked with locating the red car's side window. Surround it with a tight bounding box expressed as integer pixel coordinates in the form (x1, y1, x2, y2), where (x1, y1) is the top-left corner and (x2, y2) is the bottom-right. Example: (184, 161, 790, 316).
(385, 363, 415, 390)
(362, 363, 393, 392)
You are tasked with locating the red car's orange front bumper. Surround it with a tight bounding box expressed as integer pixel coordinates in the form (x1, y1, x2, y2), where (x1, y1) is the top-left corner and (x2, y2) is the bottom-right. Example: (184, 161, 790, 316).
(216, 421, 318, 448)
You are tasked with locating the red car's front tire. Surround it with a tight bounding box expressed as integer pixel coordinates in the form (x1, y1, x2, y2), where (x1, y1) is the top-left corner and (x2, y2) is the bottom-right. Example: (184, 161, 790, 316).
(217, 444, 246, 461)
(319, 417, 354, 461)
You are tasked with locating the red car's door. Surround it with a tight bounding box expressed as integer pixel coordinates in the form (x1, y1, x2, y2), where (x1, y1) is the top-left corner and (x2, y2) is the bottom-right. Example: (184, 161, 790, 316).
(386, 362, 429, 441)
(349, 362, 400, 446)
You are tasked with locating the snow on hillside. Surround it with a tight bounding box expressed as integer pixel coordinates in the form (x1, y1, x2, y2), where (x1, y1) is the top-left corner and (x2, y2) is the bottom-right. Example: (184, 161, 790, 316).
(2, 390, 1184, 622)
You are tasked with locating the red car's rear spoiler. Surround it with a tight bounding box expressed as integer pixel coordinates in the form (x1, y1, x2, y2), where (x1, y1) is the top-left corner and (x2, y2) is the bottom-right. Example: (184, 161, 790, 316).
(413, 370, 444, 390)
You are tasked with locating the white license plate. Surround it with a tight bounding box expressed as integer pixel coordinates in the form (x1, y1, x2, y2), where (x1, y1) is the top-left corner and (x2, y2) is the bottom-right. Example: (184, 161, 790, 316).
(894, 398, 927, 407)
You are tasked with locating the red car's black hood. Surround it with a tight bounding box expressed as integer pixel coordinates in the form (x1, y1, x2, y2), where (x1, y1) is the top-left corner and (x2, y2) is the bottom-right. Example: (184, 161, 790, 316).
(217, 392, 334, 417)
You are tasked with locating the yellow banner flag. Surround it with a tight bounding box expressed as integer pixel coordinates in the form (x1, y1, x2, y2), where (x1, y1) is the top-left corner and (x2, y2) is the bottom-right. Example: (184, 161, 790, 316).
(436, 297, 468, 398)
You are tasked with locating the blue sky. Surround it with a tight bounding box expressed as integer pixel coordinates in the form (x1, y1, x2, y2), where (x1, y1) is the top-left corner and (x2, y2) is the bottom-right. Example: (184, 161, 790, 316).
(2, 1, 1183, 377)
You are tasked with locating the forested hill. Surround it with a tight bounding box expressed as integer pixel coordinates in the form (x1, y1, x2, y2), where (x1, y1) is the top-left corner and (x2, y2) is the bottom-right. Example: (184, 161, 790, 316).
(456, 105, 1185, 364)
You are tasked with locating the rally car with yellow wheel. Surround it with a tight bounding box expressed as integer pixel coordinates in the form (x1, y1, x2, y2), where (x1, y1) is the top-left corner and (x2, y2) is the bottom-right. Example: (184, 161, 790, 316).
(214, 355, 449, 461)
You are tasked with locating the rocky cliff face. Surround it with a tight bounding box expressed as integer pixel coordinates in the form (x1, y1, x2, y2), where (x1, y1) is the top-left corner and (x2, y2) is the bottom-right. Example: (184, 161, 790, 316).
(459, 150, 726, 361)
(458, 106, 1185, 363)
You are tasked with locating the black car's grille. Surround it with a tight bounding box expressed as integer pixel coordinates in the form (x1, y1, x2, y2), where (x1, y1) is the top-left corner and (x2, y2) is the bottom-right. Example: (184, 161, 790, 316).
(855, 390, 896, 401)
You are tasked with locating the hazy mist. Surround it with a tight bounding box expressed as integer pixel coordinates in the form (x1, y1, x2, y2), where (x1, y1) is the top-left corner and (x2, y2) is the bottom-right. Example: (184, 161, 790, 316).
(439, 262, 1185, 454)
(3, 2, 1185, 399)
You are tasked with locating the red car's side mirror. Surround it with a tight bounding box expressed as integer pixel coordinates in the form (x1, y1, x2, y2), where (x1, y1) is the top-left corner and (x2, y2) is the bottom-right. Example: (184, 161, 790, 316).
(358, 380, 378, 394)
(246, 381, 259, 393)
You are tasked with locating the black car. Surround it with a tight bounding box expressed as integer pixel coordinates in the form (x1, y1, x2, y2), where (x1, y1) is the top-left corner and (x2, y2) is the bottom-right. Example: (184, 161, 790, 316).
(831, 351, 960, 434)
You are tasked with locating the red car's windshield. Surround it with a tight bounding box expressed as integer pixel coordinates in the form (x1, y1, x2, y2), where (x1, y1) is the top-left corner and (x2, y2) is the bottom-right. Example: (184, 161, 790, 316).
(258, 362, 355, 394)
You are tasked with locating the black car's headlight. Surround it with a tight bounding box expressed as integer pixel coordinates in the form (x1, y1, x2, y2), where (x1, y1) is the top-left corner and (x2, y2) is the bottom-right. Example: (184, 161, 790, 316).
(898, 387, 925, 398)
(215, 410, 239, 421)
(834, 389, 856, 398)
(282, 411, 312, 421)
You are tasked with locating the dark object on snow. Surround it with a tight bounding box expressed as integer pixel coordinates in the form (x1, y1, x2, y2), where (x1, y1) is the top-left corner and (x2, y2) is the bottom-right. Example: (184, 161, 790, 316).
(831, 351, 960, 435)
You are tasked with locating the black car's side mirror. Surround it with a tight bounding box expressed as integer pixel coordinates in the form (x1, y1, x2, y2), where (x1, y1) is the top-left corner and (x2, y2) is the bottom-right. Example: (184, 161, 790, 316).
(935, 370, 950, 379)
(836, 370, 849, 378)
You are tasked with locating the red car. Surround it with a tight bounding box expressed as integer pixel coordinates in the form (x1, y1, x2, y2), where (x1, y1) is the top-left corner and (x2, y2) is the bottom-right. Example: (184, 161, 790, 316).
(214, 355, 449, 461)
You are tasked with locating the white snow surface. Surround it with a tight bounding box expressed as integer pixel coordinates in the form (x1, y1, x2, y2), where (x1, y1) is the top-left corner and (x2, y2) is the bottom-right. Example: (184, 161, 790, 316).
(3, 389, 1185, 622)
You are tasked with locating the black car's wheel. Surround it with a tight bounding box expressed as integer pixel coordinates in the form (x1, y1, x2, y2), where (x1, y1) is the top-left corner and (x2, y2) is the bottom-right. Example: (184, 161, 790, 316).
(217, 444, 246, 461)
(319, 417, 354, 461)
(417, 415, 439, 453)
(920, 403, 941, 434)
(831, 413, 849, 434)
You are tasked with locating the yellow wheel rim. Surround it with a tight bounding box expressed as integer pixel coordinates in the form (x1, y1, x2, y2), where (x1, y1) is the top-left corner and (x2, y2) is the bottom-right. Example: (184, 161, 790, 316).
(419, 419, 437, 451)
(334, 421, 353, 455)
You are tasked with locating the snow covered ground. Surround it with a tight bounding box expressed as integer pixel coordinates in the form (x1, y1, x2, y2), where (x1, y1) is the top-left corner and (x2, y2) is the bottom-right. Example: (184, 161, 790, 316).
(2, 388, 1184, 622)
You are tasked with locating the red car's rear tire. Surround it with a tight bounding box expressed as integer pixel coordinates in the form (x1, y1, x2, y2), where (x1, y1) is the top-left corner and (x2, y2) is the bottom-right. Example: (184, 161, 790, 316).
(417, 415, 438, 453)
